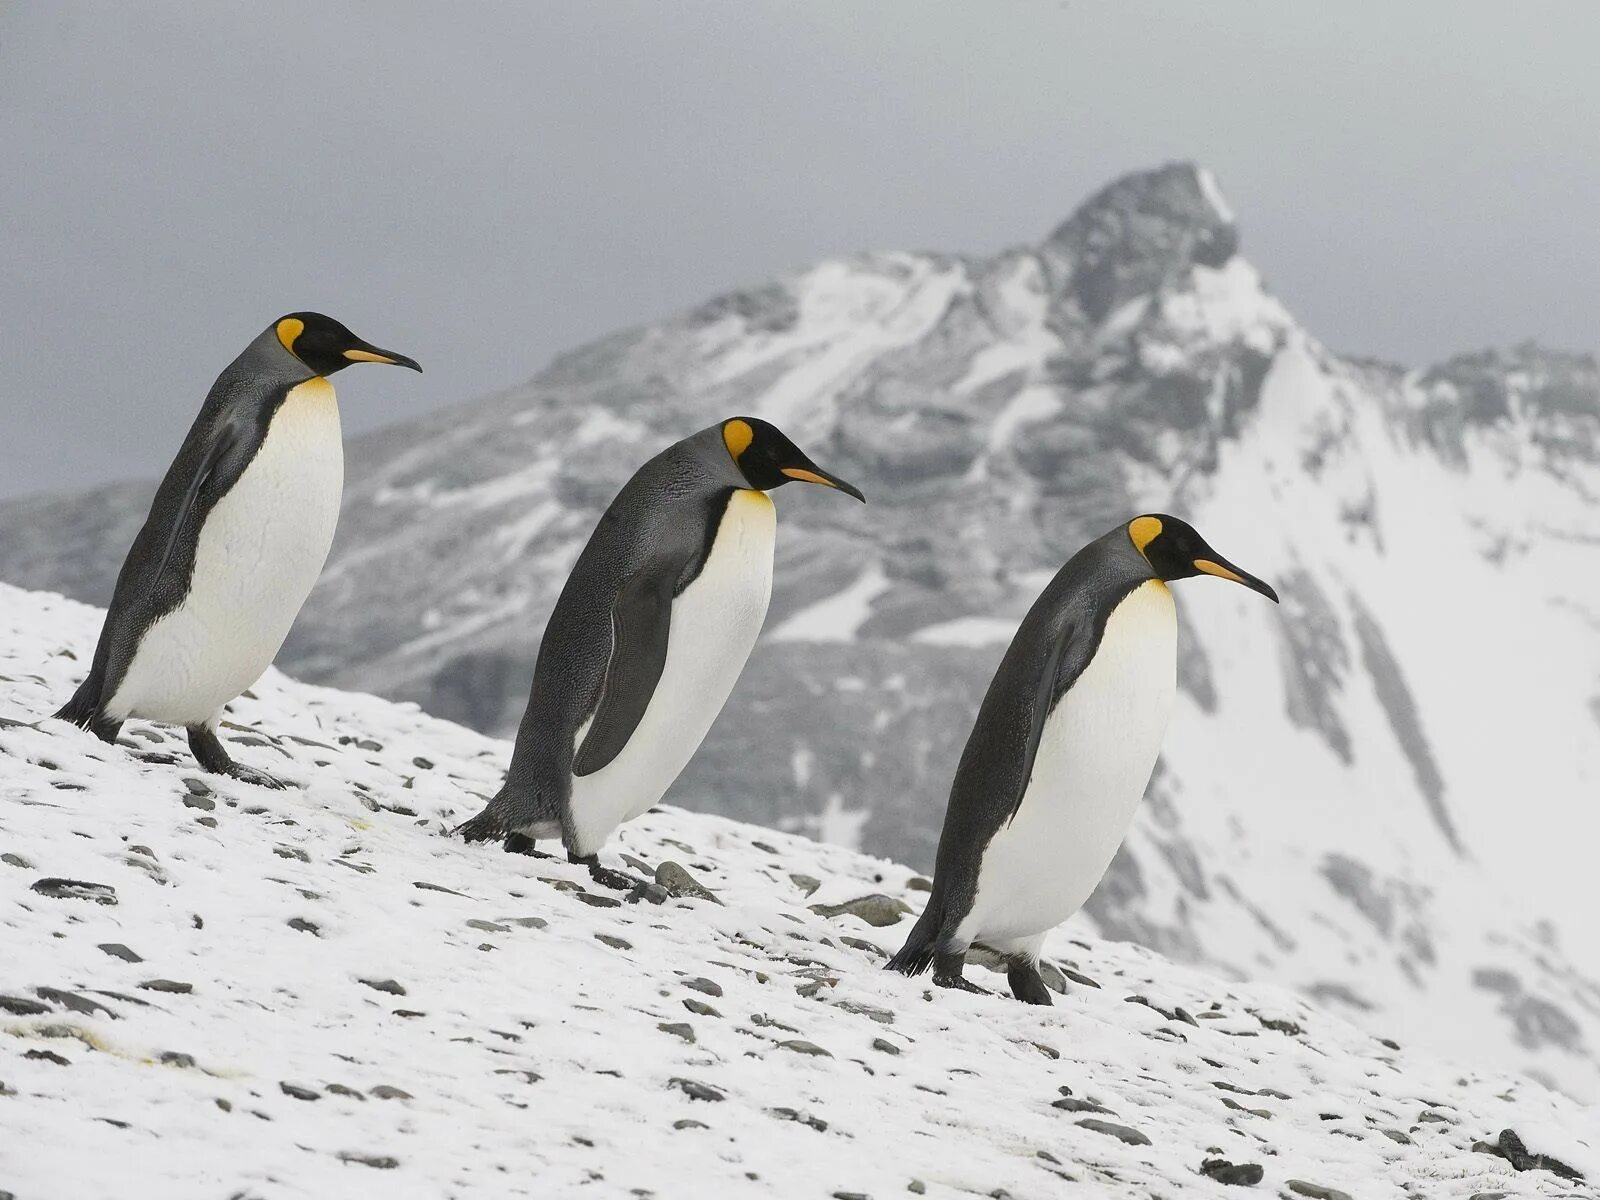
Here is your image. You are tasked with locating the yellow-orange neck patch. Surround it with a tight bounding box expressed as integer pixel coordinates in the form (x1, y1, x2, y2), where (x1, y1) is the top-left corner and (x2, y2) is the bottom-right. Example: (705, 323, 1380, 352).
(723, 418, 755, 461)
(1129, 515, 1163, 555)
(276, 317, 305, 355)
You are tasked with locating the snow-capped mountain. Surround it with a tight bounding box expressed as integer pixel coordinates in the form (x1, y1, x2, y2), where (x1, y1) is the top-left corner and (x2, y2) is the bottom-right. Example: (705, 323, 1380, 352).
(0, 584, 1594, 1199)
(3, 164, 1598, 1099)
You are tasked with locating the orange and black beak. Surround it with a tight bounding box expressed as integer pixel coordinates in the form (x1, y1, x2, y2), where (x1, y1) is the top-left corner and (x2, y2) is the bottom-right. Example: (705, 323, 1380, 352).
(780, 461, 866, 503)
(1193, 554, 1278, 603)
(343, 339, 422, 372)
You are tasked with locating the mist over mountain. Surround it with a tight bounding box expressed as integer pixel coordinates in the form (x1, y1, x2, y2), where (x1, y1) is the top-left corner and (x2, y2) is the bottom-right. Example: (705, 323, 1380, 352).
(4, 164, 1598, 1098)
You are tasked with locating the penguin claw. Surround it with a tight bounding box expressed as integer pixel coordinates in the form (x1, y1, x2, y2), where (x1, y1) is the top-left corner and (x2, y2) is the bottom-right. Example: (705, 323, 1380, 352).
(222, 764, 291, 790)
(933, 973, 990, 996)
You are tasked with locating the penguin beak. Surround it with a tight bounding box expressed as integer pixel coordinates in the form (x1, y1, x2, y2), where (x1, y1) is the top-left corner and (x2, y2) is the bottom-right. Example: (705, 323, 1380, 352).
(343, 341, 423, 372)
(780, 463, 866, 503)
(1193, 555, 1279, 603)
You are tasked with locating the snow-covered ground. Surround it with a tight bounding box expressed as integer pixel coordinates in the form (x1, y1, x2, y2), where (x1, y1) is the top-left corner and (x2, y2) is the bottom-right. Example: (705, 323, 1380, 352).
(2, 585, 1595, 1199)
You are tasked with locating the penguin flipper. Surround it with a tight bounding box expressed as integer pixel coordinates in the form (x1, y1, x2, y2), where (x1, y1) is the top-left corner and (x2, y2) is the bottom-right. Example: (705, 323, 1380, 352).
(571, 563, 683, 777)
(996, 611, 1097, 827)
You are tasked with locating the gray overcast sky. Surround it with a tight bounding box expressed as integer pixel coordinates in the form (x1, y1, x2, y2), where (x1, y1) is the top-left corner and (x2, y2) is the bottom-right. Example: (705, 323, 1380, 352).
(2, 1, 1597, 498)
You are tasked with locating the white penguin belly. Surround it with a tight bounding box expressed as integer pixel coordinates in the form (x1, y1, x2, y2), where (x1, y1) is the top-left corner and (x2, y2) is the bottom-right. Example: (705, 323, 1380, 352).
(958, 580, 1176, 950)
(567, 490, 776, 855)
(108, 379, 344, 725)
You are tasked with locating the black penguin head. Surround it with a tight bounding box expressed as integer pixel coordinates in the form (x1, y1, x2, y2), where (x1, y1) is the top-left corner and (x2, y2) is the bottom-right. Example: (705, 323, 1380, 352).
(1128, 514, 1279, 602)
(720, 417, 866, 502)
(273, 313, 422, 377)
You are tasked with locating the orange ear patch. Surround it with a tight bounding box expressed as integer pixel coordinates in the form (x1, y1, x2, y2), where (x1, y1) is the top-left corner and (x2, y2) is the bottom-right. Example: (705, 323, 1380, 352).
(276, 317, 305, 354)
(723, 418, 755, 460)
(1129, 515, 1163, 554)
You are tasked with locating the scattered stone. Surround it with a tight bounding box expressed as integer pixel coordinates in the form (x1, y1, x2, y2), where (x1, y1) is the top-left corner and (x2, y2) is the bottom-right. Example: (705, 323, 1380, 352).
(326, 1084, 365, 1100)
(195, 816, 219, 829)
(906, 876, 933, 892)
(656, 861, 722, 904)
(137, 979, 193, 995)
(575, 893, 622, 909)
(750, 1013, 800, 1033)
(1470, 1128, 1584, 1181)
(668, 1077, 724, 1102)
(684, 977, 723, 998)
(287, 918, 320, 936)
(632, 882, 670, 905)
(369, 1085, 413, 1100)
(833, 1192, 869, 1200)
(501, 916, 549, 930)
(872, 1038, 902, 1056)
(770, 1107, 828, 1132)
(840, 936, 886, 958)
(809, 894, 911, 927)
(36, 987, 117, 1018)
(1076, 1119, 1151, 1146)
(0, 995, 51, 1016)
(682, 999, 720, 1018)
(832, 999, 893, 1024)
(751, 841, 778, 853)
(778, 1039, 832, 1058)
(657, 1022, 696, 1044)
(273, 845, 308, 861)
(673, 1118, 709, 1130)
(412, 881, 470, 897)
(2, 852, 33, 869)
(1052, 1096, 1111, 1115)
(1200, 1158, 1264, 1185)
(97, 943, 143, 963)
(908, 1183, 927, 1195)
(31, 878, 116, 904)
(595, 934, 632, 950)
(1286, 1183, 1354, 1200)
(1378, 1037, 1400, 1050)
(1256, 1014, 1304, 1036)
(789, 873, 821, 896)
(467, 919, 509, 933)
(181, 794, 216, 811)
(359, 978, 407, 996)
(1381, 1128, 1412, 1145)
(337, 1153, 399, 1169)
(280, 1082, 321, 1101)
(24, 1049, 70, 1066)
(1030, 1042, 1060, 1059)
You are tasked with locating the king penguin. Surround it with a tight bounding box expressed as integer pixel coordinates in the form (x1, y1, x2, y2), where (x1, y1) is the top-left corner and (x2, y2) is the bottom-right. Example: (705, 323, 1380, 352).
(457, 416, 865, 889)
(51, 313, 421, 786)
(887, 514, 1278, 1003)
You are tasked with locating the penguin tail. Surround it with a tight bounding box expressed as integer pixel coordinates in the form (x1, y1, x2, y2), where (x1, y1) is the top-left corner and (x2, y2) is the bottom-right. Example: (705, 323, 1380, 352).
(52, 680, 121, 744)
(885, 903, 943, 977)
(455, 802, 507, 844)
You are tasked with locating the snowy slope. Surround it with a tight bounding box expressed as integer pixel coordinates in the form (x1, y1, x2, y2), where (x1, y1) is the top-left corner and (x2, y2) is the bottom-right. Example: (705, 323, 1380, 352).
(3, 163, 1599, 1101)
(1, 584, 1596, 1200)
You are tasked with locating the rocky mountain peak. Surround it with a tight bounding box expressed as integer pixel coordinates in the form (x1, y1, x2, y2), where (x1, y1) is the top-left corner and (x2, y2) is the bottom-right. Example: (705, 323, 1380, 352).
(1042, 161, 1241, 324)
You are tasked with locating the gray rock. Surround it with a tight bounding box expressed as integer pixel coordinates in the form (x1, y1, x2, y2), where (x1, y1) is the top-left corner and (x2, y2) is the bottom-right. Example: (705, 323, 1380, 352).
(656, 862, 722, 904)
(36, 987, 118, 1018)
(789, 873, 821, 896)
(657, 1022, 696, 1044)
(370, 1085, 413, 1100)
(831, 999, 894, 1024)
(30, 877, 116, 904)
(337, 1153, 399, 1169)
(280, 1082, 320, 1101)
(682, 999, 720, 1018)
(684, 977, 723, 998)
(97, 943, 143, 963)
(1286, 1184, 1354, 1200)
(778, 1039, 832, 1058)
(770, 1106, 828, 1132)
(595, 934, 631, 950)
(1, 853, 32, 869)
(574, 893, 621, 909)
(1076, 1119, 1151, 1146)
(0, 995, 49, 1016)
(667, 1077, 724, 1102)
(287, 918, 320, 936)
(137, 979, 192, 995)
(1199, 1158, 1263, 1186)
(181, 794, 216, 811)
(158, 1051, 196, 1069)
(809, 894, 912, 927)
(358, 978, 407, 996)
(1052, 1096, 1111, 1115)
(673, 1118, 709, 1130)
(467, 919, 508, 933)
(872, 1038, 902, 1055)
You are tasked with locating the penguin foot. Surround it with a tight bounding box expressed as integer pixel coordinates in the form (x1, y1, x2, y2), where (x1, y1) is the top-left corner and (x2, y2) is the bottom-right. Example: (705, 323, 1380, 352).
(568, 852, 649, 894)
(215, 762, 291, 789)
(933, 973, 990, 996)
(187, 726, 289, 789)
(1007, 962, 1055, 1006)
(504, 833, 553, 857)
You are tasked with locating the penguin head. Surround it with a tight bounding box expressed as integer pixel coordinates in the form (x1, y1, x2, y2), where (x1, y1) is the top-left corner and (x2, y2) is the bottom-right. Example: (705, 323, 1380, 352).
(1128, 514, 1279, 602)
(273, 313, 422, 377)
(721, 417, 866, 502)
